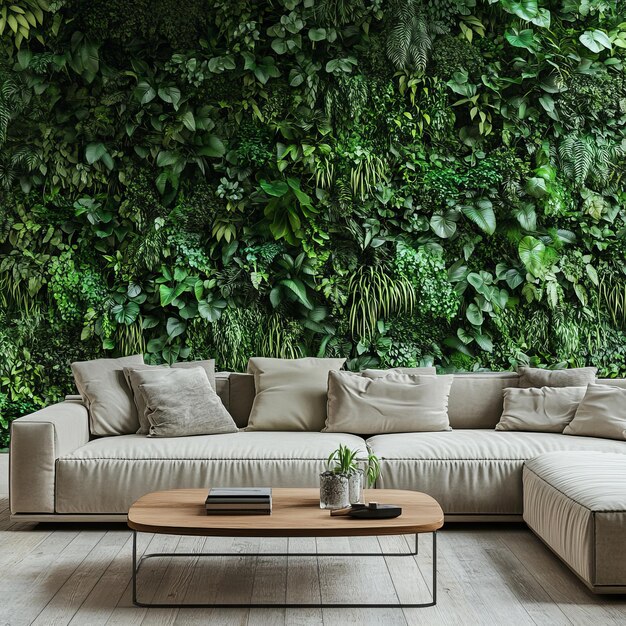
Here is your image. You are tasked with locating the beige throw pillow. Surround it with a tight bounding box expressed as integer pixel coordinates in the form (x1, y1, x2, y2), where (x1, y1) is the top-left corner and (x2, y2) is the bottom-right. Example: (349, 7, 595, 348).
(362, 367, 437, 378)
(563, 384, 626, 441)
(71, 354, 144, 436)
(324, 371, 453, 435)
(138, 367, 237, 438)
(246, 357, 346, 431)
(496, 386, 586, 433)
(124, 360, 216, 434)
(518, 366, 596, 388)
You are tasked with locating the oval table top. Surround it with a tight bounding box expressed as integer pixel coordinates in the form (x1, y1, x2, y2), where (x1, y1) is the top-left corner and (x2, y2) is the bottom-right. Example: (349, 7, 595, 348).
(127, 488, 444, 537)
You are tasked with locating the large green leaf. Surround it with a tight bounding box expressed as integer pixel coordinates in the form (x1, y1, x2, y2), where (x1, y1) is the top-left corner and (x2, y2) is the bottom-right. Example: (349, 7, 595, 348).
(501, 0, 538, 21)
(518, 236, 547, 277)
(134, 81, 156, 104)
(159, 283, 187, 307)
(579, 30, 612, 53)
(430, 210, 459, 239)
(111, 302, 140, 325)
(260, 179, 289, 197)
(198, 295, 227, 321)
(281, 278, 314, 309)
(197, 136, 226, 158)
(158, 86, 182, 109)
(505, 29, 535, 50)
(166, 317, 186, 338)
(461, 200, 496, 235)
(309, 27, 327, 41)
(466, 303, 484, 326)
(85, 142, 107, 165)
(513, 203, 537, 231)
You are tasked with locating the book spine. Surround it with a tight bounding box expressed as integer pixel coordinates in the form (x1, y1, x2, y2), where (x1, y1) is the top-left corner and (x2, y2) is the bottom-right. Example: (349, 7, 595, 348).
(206, 498, 272, 504)
(205, 510, 272, 515)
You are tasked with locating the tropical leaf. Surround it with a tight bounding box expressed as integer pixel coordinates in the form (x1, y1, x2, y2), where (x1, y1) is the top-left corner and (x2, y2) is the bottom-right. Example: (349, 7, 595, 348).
(166, 317, 186, 338)
(461, 199, 496, 235)
(579, 30, 612, 53)
(430, 210, 459, 239)
(111, 302, 140, 325)
(519, 236, 547, 277)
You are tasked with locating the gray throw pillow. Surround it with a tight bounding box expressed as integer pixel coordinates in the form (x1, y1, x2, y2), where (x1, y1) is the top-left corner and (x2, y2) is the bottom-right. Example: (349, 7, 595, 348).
(324, 371, 453, 435)
(246, 357, 346, 431)
(496, 386, 587, 433)
(124, 360, 216, 434)
(563, 384, 626, 441)
(138, 367, 237, 438)
(518, 366, 596, 388)
(71, 354, 144, 436)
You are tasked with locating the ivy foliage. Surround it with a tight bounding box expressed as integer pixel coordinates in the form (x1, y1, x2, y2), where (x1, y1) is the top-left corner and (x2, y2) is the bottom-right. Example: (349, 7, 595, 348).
(1, 0, 626, 442)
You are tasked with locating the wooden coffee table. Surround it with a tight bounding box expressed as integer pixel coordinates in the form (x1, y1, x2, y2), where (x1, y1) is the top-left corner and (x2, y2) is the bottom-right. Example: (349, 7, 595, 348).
(127, 487, 443, 609)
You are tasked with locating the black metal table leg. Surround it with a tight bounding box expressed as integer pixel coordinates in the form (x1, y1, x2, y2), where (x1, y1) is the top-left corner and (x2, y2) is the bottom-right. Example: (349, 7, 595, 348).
(131, 530, 437, 609)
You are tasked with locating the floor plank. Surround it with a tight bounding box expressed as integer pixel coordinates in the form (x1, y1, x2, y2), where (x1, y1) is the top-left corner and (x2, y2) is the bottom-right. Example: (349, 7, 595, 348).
(0, 519, 624, 625)
(31, 528, 128, 626)
(503, 528, 626, 626)
(1, 528, 103, 626)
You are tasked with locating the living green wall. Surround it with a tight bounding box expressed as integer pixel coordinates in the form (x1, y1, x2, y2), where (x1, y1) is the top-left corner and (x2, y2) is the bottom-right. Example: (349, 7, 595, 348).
(1, 0, 626, 444)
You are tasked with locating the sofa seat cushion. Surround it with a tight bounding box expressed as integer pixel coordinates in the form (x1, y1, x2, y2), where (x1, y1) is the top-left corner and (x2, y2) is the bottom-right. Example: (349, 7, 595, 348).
(523, 452, 626, 592)
(367, 430, 626, 515)
(55, 432, 368, 514)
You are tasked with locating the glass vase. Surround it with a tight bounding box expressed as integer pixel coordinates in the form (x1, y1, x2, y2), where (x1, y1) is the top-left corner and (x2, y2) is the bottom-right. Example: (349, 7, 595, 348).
(319, 472, 350, 509)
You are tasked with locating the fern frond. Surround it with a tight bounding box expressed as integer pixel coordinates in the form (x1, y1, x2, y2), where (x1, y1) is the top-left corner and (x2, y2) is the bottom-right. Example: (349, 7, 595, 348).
(386, 0, 416, 70)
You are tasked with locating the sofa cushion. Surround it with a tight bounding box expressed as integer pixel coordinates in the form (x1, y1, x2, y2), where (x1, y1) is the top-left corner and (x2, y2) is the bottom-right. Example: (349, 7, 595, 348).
(367, 430, 626, 515)
(496, 386, 586, 433)
(324, 371, 453, 435)
(524, 452, 626, 591)
(563, 384, 626, 441)
(55, 432, 368, 514)
(125, 361, 218, 434)
(246, 357, 346, 431)
(139, 368, 237, 438)
(518, 366, 597, 388)
(447, 372, 520, 429)
(71, 354, 144, 436)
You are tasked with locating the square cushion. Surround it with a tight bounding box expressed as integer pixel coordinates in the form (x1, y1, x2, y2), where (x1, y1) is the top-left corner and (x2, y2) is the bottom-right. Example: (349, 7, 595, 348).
(246, 357, 346, 431)
(124, 360, 216, 434)
(138, 367, 237, 438)
(496, 386, 586, 433)
(563, 384, 626, 441)
(518, 366, 596, 388)
(324, 371, 453, 435)
(71, 354, 144, 436)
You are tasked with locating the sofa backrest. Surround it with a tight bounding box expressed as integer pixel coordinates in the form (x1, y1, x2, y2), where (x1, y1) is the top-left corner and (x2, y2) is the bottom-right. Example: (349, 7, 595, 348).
(215, 372, 255, 428)
(447, 372, 520, 429)
(215, 371, 626, 431)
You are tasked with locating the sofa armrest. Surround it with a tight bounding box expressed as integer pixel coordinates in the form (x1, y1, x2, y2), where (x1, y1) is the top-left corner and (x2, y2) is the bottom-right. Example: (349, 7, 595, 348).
(10, 401, 90, 514)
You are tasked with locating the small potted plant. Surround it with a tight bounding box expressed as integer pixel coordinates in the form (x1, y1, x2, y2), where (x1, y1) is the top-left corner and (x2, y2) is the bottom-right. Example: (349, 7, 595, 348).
(320, 444, 381, 509)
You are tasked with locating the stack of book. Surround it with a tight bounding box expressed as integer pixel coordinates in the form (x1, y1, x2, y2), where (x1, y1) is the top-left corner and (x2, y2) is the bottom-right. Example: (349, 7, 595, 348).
(205, 487, 272, 515)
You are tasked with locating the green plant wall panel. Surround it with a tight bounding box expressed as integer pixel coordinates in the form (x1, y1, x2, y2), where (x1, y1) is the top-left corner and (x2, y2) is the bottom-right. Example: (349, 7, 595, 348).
(1, 0, 626, 442)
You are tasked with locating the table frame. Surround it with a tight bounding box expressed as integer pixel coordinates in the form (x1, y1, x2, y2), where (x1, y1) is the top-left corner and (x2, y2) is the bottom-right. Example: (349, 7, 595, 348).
(131, 529, 437, 609)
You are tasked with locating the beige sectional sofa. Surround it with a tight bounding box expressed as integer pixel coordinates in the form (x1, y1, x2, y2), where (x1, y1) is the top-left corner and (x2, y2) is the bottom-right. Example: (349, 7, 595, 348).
(10, 369, 626, 593)
(10, 370, 626, 522)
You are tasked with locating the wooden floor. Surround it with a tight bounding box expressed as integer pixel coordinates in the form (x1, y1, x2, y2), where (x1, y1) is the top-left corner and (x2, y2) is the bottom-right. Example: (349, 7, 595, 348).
(1, 455, 625, 625)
